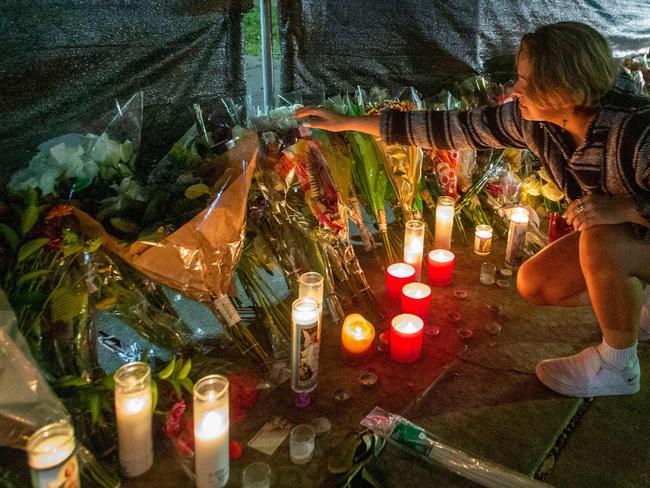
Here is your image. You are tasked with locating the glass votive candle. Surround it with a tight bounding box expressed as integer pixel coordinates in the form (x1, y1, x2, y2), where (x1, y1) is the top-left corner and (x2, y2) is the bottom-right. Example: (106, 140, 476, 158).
(401, 282, 432, 321)
(385, 263, 416, 301)
(311, 417, 332, 453)
(114, 361, 153, 478)
(505, 207, 529, 268)
(403, 219, 425, 281)
(480, 262, 497, 285)
(194, 375, 230, 488)
(434, 196, 455, 250)
(390, 313, 425, 363)
(242, 462, 272, 488)
(290, 424, 316, 465)
(341, 313, 375, 359)
(27, 421, 79, 488)
(427, 249, 455, 287)
(474, 224, 493, 255)
(298, 271, 324, 307)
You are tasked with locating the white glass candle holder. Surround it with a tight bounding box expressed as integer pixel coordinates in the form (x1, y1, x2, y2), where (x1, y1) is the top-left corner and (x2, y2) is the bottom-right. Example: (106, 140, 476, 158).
(194, 375, 230, 488)
(434, 196, 455, 250)
(474, 224, 493, 255)
(290, 424, 316, 465)
(505, 207, 529, 268)
(480, 262, 497, 285)
(403, 220, 425, 281)
(27, 422, 79, 488)
(298, 271, 324, 307)
(291, 298, 321, 394)
(114, 361, 153, 478)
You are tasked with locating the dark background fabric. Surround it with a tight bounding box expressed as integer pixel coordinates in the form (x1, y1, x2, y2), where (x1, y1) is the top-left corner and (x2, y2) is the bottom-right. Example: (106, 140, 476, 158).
(0, 0, 249, 184)
(278, 0, 650, 96)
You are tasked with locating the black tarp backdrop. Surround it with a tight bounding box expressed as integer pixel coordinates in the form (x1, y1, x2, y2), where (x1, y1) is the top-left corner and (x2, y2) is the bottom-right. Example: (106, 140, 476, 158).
(0, 0, 249, 185)
(278, 0, 650, 97)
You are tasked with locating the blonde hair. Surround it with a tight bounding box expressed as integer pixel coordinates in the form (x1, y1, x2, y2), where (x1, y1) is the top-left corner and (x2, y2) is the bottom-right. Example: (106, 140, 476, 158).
(518, 22, 619, 113)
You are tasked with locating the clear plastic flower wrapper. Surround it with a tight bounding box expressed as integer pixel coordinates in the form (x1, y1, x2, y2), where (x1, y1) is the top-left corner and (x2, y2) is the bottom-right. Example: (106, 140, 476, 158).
(8, 93, 142, 201)
(361, 407, 551, 488)
(74, 124, 271, 368)
(0, 291, 119, 487)
(252, 99, 386, 323)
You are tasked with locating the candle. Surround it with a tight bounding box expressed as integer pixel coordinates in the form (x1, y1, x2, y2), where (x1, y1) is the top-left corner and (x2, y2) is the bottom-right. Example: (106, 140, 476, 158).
(341, 313, 375, 357)
(401, 283, 432, 320)
(27, 422, 80, 488)
(291, 298, 322, 394)
(434, 196, 455, 250)
(390, 313, 424, 363)
(505, 207, 529, 268)
(194, 375, 230, 488)
(385, 263, 416, 301)
(427, 249, 455, 287)
(298, 271, 324, 307)
(473, 224, 493, 255)
(403, 220, 425, 281)
(114, 362, 153, 478)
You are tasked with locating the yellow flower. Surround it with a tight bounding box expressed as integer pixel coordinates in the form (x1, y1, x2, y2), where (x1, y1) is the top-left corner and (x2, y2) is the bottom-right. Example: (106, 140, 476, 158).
(541, 181, 565, 201)
(521, 176, 542, 197)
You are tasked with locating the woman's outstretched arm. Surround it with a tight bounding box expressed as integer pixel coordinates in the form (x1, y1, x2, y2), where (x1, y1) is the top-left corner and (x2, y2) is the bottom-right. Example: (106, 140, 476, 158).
(294, 107, 381, 136)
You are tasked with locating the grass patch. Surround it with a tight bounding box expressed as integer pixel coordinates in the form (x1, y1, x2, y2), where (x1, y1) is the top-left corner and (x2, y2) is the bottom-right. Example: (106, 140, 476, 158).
(243, 0, 280, 56)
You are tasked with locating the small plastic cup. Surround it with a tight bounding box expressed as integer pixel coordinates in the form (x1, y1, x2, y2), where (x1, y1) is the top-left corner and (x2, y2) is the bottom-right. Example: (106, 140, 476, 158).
(242, 462, 271, 488)
(480, 262, 496, 285)
(290, 424, 315, 465)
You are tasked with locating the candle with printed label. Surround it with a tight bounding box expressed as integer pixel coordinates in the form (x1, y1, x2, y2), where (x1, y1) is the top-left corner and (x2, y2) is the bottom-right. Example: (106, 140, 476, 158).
(473, 224, 493, 255)
(505, 207, 529, 268)
(27, 422, 80, 488)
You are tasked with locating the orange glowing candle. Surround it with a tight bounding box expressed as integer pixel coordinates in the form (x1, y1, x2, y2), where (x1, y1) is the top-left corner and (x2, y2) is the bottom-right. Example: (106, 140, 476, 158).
(341, 314, 375, 356)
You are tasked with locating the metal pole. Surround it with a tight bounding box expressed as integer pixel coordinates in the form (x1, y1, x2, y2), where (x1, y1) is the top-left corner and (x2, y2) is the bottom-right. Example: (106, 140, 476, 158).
(260, 0, 274, 112)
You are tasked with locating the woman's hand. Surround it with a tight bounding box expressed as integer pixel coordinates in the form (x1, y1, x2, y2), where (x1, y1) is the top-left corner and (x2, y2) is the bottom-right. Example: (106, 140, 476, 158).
(563, 194, 642, 231)
(294, 107, 381, 136)
(294, 107, 351, 131)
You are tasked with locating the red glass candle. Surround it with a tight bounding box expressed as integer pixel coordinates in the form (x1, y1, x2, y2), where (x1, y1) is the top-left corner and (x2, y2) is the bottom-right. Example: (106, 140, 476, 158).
(390, 314, 424, 363)
(385, 263, 416, 301)
(427, 249, 455, 287)
(401, 283, 432, 321)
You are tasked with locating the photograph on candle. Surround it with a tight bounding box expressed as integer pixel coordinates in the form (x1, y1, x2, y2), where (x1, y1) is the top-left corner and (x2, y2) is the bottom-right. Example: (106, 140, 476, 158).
(385, 263, 416, 301)
(390, 313, 425, 363)
(27, 422, 80, 488)
(291, 298, 321, 394)
(505, 207, 529, 268)
(474, 224, 493, 255)
(427, 249, 456, 287)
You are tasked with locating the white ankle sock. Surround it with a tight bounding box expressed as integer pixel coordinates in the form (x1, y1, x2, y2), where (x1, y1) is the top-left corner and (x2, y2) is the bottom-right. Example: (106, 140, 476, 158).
(597, 340, 638, 369)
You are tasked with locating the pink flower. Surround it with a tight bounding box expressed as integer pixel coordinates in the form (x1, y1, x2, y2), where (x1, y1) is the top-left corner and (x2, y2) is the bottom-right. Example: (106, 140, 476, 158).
(163, 400, 186, 438)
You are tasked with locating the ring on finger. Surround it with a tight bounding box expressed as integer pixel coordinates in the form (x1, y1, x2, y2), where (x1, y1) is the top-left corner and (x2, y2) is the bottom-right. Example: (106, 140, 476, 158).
(575, 204, 585, 214)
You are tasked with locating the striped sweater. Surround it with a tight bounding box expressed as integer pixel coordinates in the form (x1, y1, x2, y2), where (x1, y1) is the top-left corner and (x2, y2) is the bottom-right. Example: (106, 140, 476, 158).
(380, 73, 650, 237)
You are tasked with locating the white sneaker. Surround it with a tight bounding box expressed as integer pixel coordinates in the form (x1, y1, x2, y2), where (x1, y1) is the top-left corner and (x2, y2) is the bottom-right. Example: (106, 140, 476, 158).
(639, 286, 650, 341)
(535, 346, 640, 397)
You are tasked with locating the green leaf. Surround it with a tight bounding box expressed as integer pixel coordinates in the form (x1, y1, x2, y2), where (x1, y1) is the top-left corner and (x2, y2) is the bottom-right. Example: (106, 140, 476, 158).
(16, 269, 50, 288)
(172, 357, 184, 376)
(180, 377, 194, 396)
(55, 375, 89, 388)
(100, 374, 114, 391)
(151, 380, 158, 413)
(177, 358, 192, 380)
(169, 379, 182, 400)
(0, 223, 19, 253)
(157, 356, 176, 379)
(361, 467, 383, 488)
(17, 238, 48, 263)
(88, 393, 100, 425)
(21, 205, 39, 236)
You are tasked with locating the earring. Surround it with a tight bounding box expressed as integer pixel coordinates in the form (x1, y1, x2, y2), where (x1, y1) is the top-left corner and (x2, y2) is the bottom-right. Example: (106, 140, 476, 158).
(561, 114, 568, 128)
